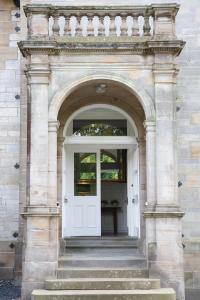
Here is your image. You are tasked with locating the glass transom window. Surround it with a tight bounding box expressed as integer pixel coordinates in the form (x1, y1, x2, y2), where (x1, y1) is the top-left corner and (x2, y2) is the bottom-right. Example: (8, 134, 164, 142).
(73, 119, 127, 136)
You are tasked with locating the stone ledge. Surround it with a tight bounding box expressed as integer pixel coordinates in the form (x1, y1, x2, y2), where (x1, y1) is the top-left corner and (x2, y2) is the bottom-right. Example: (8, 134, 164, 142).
(21, 205, 60, 218)
(143, 211, 185, 218)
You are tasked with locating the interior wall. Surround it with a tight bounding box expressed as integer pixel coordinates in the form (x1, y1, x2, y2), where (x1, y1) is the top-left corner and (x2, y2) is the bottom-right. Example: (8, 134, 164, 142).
(101, 182, 128, 234)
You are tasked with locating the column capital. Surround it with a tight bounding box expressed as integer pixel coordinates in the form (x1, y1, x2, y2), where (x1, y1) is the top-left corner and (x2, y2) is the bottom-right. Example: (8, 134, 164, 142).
(25, 64, 50, 84)
(48, 120, 60, 132)
(153, 64, 179, 84)
(144, 120, 156, 132)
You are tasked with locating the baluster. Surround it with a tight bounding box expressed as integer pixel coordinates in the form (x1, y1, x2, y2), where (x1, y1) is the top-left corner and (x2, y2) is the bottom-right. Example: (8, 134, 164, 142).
(76, 15, 82, 36)
(109, 15, 116, 36)
(52, 12, 60, 36)
(27, 12, 33, 38)
(120, 14, 128, 36)
(143, 13, 151, 36)
(98, 15, 105, 36)
(87, 14, 94, 36)
(132, 14, 139, 36)
(64, 15, 71, 36)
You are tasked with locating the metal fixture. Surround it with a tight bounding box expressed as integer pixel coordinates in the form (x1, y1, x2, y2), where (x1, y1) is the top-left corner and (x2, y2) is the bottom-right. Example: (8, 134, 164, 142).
(178, 181, 183, 187)
(9, 243, 15, 249)
(13, 232, 18, 238)
(15, 26, 20, 32)
(14, 163, 20, 169)
(95, 84, 107, 94)
(15, 12, 20, 18)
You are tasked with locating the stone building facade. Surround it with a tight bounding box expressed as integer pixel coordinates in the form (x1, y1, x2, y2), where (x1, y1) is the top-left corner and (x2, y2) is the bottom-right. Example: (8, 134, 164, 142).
(0, 0, 200, 300)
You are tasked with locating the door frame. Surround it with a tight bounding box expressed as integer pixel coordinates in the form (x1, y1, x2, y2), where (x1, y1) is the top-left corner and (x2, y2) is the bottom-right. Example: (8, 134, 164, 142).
(62, 136, 139, 238)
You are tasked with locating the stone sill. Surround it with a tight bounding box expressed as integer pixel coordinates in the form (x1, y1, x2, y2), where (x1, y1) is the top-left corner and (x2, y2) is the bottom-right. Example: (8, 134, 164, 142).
(21, 213, 61, 217)
(144, 211, 185, 218)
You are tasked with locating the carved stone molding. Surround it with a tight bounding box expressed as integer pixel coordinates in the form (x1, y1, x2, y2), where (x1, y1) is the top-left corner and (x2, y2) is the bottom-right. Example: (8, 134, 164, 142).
(18, 39, 185, 57)
(21, 205, 60, 217)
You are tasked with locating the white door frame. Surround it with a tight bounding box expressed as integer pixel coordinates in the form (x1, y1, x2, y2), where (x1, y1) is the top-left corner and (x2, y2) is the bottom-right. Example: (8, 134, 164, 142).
(62, 136, 139, 238)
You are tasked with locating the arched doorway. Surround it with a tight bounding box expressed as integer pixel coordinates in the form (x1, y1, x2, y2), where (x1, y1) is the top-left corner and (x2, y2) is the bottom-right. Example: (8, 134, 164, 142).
(53, 77, 152, 245)
(62, 104, 140, 238)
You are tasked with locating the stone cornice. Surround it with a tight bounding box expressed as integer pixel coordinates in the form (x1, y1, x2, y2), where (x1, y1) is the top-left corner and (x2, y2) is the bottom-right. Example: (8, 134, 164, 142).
(23, 3, 180, 16)
(18, 39, 185, 58)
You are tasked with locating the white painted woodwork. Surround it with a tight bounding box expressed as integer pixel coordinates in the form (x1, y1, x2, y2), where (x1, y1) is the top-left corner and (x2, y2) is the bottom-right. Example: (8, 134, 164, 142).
(63, 146, 101, 237)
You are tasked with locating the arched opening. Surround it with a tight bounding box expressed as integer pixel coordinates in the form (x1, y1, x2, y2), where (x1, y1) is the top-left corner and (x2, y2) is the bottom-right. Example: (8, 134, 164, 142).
(56, 79, 148, 241)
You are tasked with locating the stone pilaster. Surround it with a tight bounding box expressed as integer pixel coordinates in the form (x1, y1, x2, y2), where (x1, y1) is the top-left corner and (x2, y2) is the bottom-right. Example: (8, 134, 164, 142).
(27, 63, 50, 206)
(154, 66, 178, 210)
(21, 62, 60, 299)
(48, 120, 60, 206)
(143, 121, 157, 269)
(144, 120, 156, 209)
(145, 65, 185, 300)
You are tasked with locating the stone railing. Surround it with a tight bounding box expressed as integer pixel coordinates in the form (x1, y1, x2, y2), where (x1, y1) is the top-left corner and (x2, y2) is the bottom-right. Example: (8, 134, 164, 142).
(24, 4, 179, 40)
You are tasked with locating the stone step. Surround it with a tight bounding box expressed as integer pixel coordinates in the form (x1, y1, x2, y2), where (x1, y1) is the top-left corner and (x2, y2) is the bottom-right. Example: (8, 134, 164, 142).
(64, 247, 140, 256)
(64, 237, 138, 248)
(45, 278, 160, 290)
(32, 288, 176, 300)
(57, 268, 149, 279)
(58, 256, 147, 268)
(64, 237, 137, 242)
(65, 244, 138, 249)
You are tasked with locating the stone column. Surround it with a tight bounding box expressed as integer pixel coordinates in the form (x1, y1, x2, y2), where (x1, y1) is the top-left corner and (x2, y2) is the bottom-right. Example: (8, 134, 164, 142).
(21, 61, 59, 299)
(149, 65, 185, 300)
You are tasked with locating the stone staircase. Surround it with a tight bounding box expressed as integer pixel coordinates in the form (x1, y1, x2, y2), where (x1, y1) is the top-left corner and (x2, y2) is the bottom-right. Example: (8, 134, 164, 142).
(31, 237, 176, 300)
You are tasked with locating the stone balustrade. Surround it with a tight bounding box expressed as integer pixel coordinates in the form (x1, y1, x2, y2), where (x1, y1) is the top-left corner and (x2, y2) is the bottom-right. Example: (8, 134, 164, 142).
(24, 4, 179, 40)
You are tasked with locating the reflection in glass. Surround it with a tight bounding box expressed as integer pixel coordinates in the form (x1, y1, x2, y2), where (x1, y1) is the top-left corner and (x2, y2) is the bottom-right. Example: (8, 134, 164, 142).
(74, 153, 97, 196)
(73, 120, 127, 136)
(101, 150, 127, 182)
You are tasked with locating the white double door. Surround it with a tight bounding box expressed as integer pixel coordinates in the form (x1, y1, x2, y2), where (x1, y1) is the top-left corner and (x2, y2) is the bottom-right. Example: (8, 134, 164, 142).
(63, 146, 101, 236)
(63, 144, 139, 237)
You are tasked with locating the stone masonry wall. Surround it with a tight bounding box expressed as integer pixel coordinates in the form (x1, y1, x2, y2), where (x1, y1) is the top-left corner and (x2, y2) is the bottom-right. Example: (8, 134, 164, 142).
(0, 0, 21, 280)
(176, 1, 200, 299)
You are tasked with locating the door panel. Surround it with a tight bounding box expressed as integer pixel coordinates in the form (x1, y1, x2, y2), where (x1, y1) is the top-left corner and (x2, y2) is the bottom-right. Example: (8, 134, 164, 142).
(127, 148, 140, 237)
(64, 147, 101, 237)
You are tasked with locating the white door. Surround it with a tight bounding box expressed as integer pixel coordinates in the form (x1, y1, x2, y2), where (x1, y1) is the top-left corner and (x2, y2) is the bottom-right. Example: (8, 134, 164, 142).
(127, 147, 140, 237)
(63, 146, 101, 237)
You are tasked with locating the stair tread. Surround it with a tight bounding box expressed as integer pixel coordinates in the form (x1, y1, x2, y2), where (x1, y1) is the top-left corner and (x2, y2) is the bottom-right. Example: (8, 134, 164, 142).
(64, 245, 137, 247)
(46, 278, 159, 282)
(64, 237, 138, 240)
(32, 288, 175, 295)
(59, 256, 145, 260)
(57, 267, 148, 270)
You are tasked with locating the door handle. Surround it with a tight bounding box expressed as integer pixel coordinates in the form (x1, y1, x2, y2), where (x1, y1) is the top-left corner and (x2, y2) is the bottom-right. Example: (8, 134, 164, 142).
(64, 197, 68, 203)
(132, 198, 135, 203)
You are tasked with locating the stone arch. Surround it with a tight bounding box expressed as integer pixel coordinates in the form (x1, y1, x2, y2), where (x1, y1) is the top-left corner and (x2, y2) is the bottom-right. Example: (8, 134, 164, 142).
(48, 73, 155, 122)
